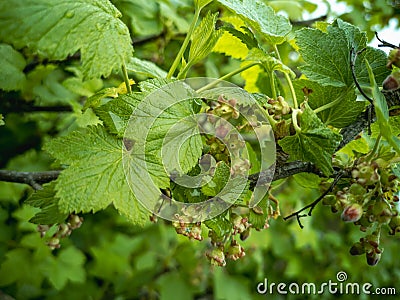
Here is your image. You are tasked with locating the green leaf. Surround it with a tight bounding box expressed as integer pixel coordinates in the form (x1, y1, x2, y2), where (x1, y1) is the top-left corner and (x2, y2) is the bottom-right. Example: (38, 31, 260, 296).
(157, 272, 194, 300)
(278, 103, 342, 175)
(355, 47, 390, 87)
(217, 0, 292, 45)
(161, 115, 203, 174)
(247, 48, 296, 78)
(296, 20, 389, 89)
(138, 78, 175, 95)
(392, 163, 400, 178)
(63, 66, 103, 97)
(90, 233, 139, 280)
(126, 57, 168, 78)
(0, 114, 4, 126)
(333, 19, 367, 52)
(25, 182, 69, 225)
(296, 26, 352, 87)
(214, 268, 253, 300)
(0, 44, 26, 91)
(83, 87, 119, 111)
(112, 0, 162, 37)
(338, 136, 370, 157)
(202, 161, 230, 196)
(43, 247, 86, 290)
(248, 209, 266, 229)
(195, 0, 213, 10)
(293, 173, 322, 189)
(269, 0, 317, 20)
(0, 248, 43, 287)
(213, 29, 249, 59)
(22, 65, 77, 105)
(44, 126, 149, 225)
(94, 93, 142, 137)
(293, 79, 365, 127)
(371, 115, 400, 139)
(188, 12, 221, 67)
(365, 59, 400, 153)
(248, 194, 268, 229)
(221, 26, 258, 50)
(0, 0, 133, 79)
(204, 215, 231, 237)
(129, 79, 202, 176)
(118, 80, 206, 216)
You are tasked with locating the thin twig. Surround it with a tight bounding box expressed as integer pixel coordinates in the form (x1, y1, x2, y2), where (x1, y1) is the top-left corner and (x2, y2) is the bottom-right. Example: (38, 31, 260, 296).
(375, 32, 399, 49)
(350, 47, 373, 104)
(283, 171, 345, 228)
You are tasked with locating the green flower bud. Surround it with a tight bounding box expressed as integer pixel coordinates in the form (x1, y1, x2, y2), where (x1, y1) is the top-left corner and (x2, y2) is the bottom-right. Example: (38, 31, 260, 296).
(240, 228, 251, 241)
(387, 48, 400, 68)
(57, 223, 71, 238)
(389, 216, 400, 235)
(206, 247, 226, 267)
(226, 240, 245, 261)
(349, 242, 365, 256)
(47, 237, 60, 250)
(68, 214, 83, 229)
(349, 183, 366, 197)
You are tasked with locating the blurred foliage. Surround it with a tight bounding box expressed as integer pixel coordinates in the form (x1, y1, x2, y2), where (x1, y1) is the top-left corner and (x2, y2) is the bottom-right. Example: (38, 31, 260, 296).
(0, 0, 400, 299)
(335, 0, 400, 40)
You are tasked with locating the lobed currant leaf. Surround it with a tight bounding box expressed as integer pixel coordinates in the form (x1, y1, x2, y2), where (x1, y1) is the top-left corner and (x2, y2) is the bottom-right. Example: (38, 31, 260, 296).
(217, 0, 292, 45)
(296, 20, 389, 88)
(0, 0, 133, 79)
(126, 57, 168, 79)
(44, 125, 149, 226)
(0, 44, 26, 91)
(293, 79, 365, 127)
(25, 182, 69, 225)
(188, 12, 221, 67)
(93, 93, 143, 137)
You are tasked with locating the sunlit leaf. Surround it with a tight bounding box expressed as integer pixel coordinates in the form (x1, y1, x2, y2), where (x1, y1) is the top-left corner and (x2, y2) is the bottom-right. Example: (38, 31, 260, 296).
(0, 0, 133, 79)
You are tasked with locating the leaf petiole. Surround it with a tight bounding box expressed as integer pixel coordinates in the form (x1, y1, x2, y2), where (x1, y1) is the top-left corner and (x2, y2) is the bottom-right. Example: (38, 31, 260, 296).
(274, 45, 298, 108)
(313, 94, 343, 114)
(270, 70, 277, 100)
(121, 61, 132, 94)
(365, 134, 382, 162)
(196, 61, 260, 93)
(167, 7, 201, 79)
(292, 109, 302, 133)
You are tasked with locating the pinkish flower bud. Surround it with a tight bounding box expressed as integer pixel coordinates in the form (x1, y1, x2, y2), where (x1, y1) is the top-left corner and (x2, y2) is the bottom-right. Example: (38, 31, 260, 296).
(341, 203, 363, 222)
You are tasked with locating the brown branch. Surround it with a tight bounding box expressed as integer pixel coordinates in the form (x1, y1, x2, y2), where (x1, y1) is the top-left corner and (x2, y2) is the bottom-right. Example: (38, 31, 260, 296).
(0, 170, 61, 190)
(290, 15, 327, 27)
(0, 97, 73, 113)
